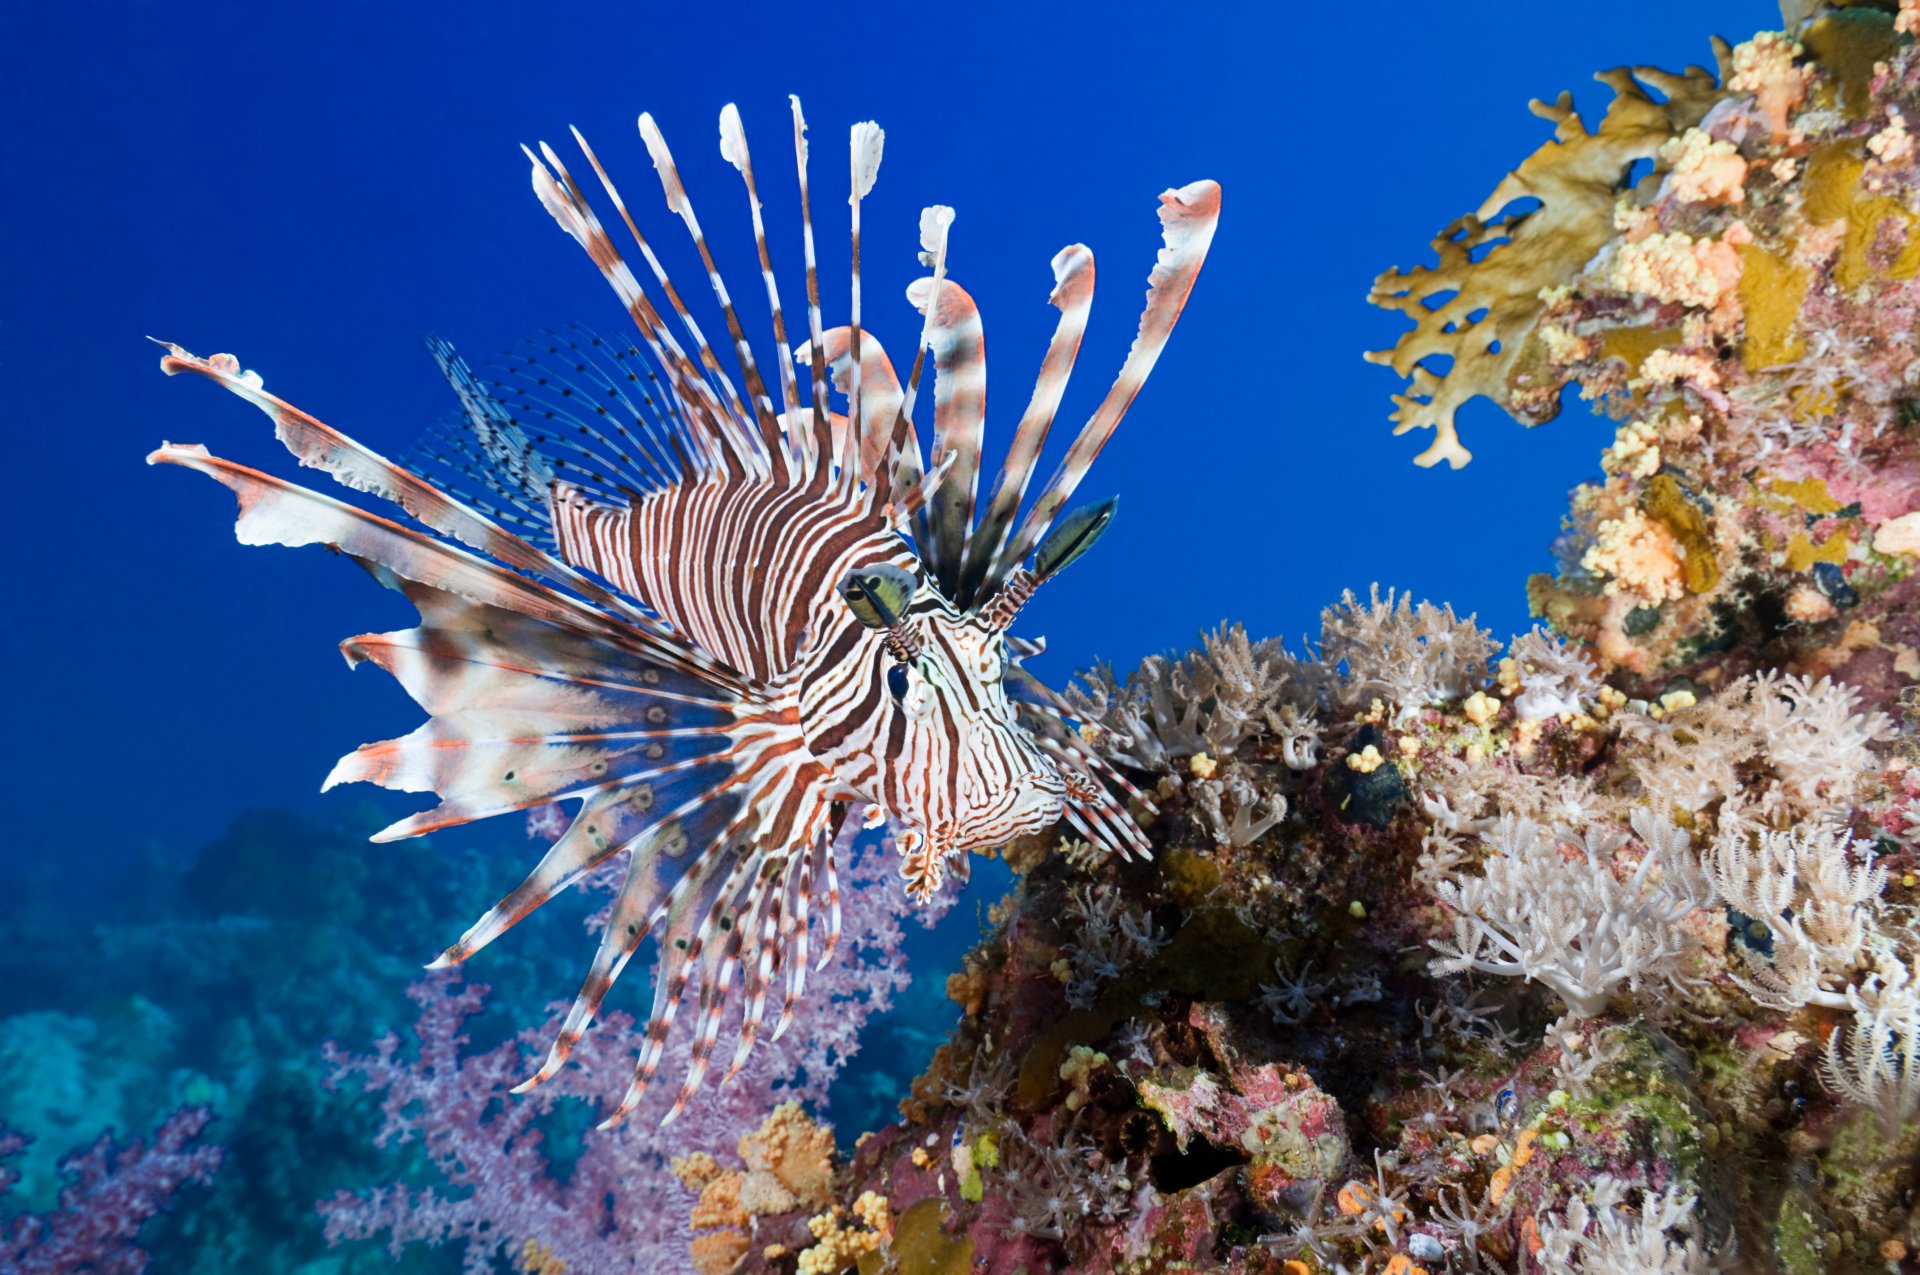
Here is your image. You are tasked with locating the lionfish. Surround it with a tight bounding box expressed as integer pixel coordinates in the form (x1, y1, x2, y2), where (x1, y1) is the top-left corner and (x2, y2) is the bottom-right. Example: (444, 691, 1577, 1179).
(151, 100, 1219, 1124)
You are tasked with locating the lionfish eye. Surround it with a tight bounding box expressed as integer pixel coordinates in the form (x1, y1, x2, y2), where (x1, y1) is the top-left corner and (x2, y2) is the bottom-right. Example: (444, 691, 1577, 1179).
(886, 664, 911, 701)
(838, 563, 917, 629)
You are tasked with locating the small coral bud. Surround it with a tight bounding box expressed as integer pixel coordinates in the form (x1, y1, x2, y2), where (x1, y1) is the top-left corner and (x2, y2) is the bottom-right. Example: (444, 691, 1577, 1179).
(1397, 734, 1420, 756)
(1658, 688, 1697, 713)
(1188, 752, 1217, 778)
(1470, 1133, 1499, 1156)
(1462, 691, 1501, 725)
(1348, 900, 1367, 919)
(1347, 744, 1385, 773)
(1883, 1238, 1909, 1262)
(1336, 1181, 1371, 1214)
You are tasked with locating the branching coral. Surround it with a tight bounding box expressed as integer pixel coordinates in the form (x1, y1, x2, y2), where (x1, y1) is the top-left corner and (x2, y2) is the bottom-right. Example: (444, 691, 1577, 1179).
(0, 1108, 222, 1275)
(1619, 671, 1894, 820)
(1366, 56, 1728, 466)
(1067, 622, 1324, 770)
(319, 843, 937, 1274)
(1321, 586, 1500, 725)
(1059, 884, 1166, 1009)
(1534, 1178, 1715, 1274)
(1429, 811, 1714, 1018)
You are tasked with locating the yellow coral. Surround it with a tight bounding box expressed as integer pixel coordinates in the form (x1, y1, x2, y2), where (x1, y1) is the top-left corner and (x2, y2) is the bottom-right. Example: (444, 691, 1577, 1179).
(1366, 61, 1726, 467)
(690, 1231, 752, 1275)
(1602, 419, 1662, 479)
(1610, 232, 1729, 309)
(1869, 109, 1915, 167)
(680, 1104, 839, 1273)
(796, 1193, 892, 1275)
(1346, 743, 1385, 773)
(1059, 1044, 1109, 1112)
(738, 1100, 836, 1211)
(519, 1239, 568, 1275)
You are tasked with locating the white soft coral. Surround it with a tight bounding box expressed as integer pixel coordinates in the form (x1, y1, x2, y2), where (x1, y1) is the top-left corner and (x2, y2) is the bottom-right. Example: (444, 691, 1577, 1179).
(1429, 810, 1714, 1018)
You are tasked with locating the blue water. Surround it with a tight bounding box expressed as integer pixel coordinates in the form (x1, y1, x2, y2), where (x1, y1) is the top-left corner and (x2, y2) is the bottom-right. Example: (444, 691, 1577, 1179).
(0, 0, 1771, 1266)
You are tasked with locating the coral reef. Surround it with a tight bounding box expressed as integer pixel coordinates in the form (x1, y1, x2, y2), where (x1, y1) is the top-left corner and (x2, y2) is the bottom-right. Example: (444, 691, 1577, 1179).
(32, 6, 1920, 1273)
(316, 839, 945, 1274)
(0, 1107, 222, 1274)
(1370, 0, 1920, 697)
(687, 15, 1920, 1268)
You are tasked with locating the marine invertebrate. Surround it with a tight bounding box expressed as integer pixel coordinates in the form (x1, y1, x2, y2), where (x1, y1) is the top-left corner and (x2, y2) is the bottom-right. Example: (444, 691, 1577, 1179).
(1059, 883, 1166, 1009)
(1428, 810, 1714, 1018)
(319, 840, 934, 1274)
(0, 1107, 222, 1275)
(151, 103, 1217, 1121)
(1533, 1178, 1713, 1274)
(1366, 57, 1728, 466)
(1320, 587, 1499, 726)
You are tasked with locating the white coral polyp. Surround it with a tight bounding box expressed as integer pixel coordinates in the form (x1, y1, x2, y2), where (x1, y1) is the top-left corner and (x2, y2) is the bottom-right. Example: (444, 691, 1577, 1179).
(1429, 810, 1714, 1018)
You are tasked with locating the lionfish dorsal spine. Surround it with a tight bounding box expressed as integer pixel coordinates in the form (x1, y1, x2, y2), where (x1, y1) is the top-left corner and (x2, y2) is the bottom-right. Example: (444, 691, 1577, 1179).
(154, 98, 1216, 1125)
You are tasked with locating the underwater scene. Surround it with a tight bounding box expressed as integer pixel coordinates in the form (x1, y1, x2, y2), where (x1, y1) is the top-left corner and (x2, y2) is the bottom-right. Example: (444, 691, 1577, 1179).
(23, 0, 1920, 1270)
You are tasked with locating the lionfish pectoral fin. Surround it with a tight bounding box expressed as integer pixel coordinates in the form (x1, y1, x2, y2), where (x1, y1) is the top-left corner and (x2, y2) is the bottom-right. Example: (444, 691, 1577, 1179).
(1015, 688, 1154, 862)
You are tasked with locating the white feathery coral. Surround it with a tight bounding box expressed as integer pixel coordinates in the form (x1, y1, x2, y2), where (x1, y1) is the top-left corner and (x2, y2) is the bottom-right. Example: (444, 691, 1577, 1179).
(1505, 626, 1605, 721)
(1708, 821, 1885, 1011)
(1429, 810, 1714, 1018)
(1060, 885, 1167, 1010)
(1067, 623, 1324, 770)
(1823, 956, 1920, 1131)
(1535, 1177, 1714, 1274)
(1321, 586, 1499, 725)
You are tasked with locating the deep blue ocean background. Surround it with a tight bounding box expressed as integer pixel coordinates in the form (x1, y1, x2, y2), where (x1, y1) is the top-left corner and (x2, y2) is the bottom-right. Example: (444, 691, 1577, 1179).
(0, 0, 1772, 1268)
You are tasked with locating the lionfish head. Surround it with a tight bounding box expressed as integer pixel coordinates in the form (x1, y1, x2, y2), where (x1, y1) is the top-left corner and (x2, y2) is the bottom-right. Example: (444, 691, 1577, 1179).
(826, 499, 1122, 895)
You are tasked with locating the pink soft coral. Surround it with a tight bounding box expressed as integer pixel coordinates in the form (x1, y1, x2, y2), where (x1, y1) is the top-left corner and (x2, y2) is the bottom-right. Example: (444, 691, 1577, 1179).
(319, 838, 946, 1273)
(0, 1108, 223, 1275)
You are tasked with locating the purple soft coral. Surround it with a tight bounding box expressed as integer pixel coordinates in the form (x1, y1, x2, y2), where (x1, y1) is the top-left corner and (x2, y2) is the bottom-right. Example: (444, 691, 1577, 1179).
(0, 1108, 223, 1275)
(319, 837, 947, 1274)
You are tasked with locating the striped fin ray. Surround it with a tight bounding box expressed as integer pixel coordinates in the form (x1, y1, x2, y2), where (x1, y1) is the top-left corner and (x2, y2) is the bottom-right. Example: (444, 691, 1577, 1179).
(156, 345, 674, 642)
(957, 243, 1096, 608)
(989, 179, 1221, 586)
(808, 326, 903, 487)
(512, 791, 748, 1110)
(324, 576, 741, 841)
(411, 339, 570, 548)
(635, 113, 784, 458)
(718, 105, 804, 431)
(846, 121, 885, 484)
(560, 124, 764, 478)
(487, 329, 688, 498)
(1007, 668, 1153, 860)
(523, 140, 752, 481)
(904, 272, 986, 597)
(790, 96, 833, 472)
(875, 207, 953, 517)
(149, 444, 667, 652)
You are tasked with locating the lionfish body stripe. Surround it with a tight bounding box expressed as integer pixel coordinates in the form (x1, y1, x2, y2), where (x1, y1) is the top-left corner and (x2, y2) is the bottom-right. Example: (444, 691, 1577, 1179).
(150, 103, 1219, 1124)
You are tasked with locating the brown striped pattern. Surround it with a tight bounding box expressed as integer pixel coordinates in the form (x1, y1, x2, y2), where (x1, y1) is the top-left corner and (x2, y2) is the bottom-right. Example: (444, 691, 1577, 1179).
(153, 102, 1218, 1125)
